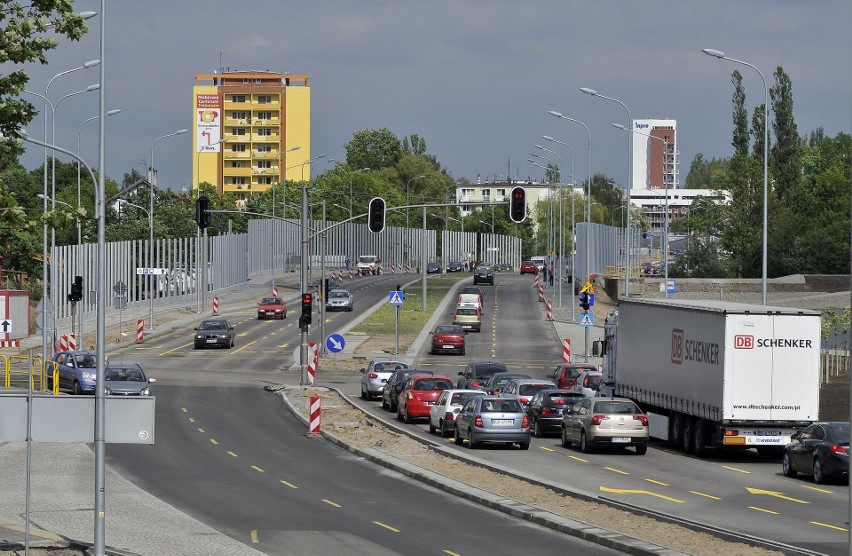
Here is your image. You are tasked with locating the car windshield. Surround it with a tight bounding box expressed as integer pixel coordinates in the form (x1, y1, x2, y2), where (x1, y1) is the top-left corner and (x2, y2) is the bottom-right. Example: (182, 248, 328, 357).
(105, 368, 145, 382)
(78, 355, 97, 368)
(451, 392, 483, 406)
(593, 401, 641, 414)
(200, 321, 228, 330)
(330, 291, 349, 299)
(561, 365, 596, 377)
(414, 379, 452, 391)
(481, 399, 522, 413)
(260, 298, 282, 305)
(456, 308, 477, 316)
(492, 374, 528, 386)
(474, 364, 506, 377)
(519, 384, 554, 396)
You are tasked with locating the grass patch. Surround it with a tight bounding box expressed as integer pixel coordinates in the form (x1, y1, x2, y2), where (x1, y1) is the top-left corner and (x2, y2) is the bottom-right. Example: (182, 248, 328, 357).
(351, 273, 470, 338)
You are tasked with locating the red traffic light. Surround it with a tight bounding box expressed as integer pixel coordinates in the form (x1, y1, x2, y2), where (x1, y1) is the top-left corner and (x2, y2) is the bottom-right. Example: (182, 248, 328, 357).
(302, 293, 313, 305)
(509, 186, 526, 223)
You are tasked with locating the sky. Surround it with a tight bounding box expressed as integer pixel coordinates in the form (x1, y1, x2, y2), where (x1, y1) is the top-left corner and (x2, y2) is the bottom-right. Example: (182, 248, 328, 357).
(10, 0, 852, 192)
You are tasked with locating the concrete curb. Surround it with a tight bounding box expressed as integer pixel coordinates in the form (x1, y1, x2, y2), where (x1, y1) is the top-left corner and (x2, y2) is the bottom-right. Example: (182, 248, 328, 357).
(275, 385, 687, 556)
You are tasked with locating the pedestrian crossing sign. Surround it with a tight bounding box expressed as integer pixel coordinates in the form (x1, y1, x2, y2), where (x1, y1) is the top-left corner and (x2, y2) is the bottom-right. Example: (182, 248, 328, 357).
(579, 311, 594, 327)
(389, 291, 404, 306)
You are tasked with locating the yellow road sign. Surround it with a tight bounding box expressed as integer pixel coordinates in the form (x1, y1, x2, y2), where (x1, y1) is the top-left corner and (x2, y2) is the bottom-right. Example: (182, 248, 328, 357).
(580, 281, 595, 294)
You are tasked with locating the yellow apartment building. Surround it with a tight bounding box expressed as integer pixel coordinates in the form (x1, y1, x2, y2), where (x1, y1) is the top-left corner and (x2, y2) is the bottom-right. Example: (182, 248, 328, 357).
(192, 70, 310, 204)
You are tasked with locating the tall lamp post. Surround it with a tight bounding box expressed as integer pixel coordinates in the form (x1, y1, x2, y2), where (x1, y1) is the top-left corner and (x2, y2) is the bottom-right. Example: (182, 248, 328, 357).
(348, 167, 369, 262)
(270, 145, 300, 294)
(149, 129, 188, 329)
(702, 48, 768, 306)
(537, 142, 572, 310)
(542, 136, 576, 314)
(405, 175, 426, 265)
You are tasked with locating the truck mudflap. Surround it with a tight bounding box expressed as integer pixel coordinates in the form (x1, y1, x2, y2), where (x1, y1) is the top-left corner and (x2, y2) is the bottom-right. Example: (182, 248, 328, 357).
(718, 426, 801, 447)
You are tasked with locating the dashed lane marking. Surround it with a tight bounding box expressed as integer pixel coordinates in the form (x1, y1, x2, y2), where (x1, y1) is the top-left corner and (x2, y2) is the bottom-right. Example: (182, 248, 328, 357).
(208, 438, 217, 445)
(159, 342, 194, 355)
(280, 480, 298, 489)
(251, 530, 258, 543)
(800, 485, 833, 494)
(539, 446, 555, 452)
(689, 491, 721, 500)
(605, 467, 629, 475)
(322, 499, 342, 508)
(645, 479, 669, 486)
(181, 408, 188, 413)
(197, 428, 205, 433)
(373, 521, 400, 533)
(600, 486, 684, 503)
(227, 451, 238, 457)
(810, 521, 848, 532)
(721, 465, 750, 474)
(568, 455, 588, 463)
(748, 506, 779, 515)
(231, 340, 257, 354)
(188, 417, 195, 423)
(442, 550, 461, 556)
(251, 465, 265, 473)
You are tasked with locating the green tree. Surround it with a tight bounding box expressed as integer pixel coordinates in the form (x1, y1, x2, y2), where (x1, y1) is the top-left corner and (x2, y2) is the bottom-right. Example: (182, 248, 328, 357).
(731, 70, 749, 156)
(344, 128, 403, 171)
(718, 153, 764, 278)
(683, 154, 727, 189)
(770, 66, 801, 203)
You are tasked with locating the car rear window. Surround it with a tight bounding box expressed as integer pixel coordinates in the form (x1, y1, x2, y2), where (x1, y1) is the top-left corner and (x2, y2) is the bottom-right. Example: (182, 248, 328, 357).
(481, 399, 522, 413)
(519, 384, 554, 396)
(376, 362, 408, 372)
(828, 423, 850, 443)
(546, 393, 583, 404)
(451, 392, 483, 406)
(456, 308, 478, 316)
(583, 374, 603, 388)
(414, 379, 453, 391)
(435, 326, 461, 334)
(593, 401, 641, 414)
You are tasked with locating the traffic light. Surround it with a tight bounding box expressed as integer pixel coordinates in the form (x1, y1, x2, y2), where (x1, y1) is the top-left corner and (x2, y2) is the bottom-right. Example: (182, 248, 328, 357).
(579, 292, 590, 311)
(323, 278, 331, 301)
(68, 275, 83, 302)
(299, 292, 313, 328)
(509, 186, 526, 223)
(367, 197, 386, 233)
(195, 196, 211, 229)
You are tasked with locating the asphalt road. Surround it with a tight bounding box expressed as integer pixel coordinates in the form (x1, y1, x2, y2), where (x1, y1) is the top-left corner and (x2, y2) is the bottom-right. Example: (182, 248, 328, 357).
(103, 274, 622, 556)
(338, 273, 851, 556)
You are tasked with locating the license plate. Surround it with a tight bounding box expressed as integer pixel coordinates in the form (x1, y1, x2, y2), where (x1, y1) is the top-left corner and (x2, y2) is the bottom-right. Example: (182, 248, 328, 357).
(611, 437, 630, 443)
(206, 339, 217, 343)
(442, 344, 455, 349)
(491, 419, 513, 425)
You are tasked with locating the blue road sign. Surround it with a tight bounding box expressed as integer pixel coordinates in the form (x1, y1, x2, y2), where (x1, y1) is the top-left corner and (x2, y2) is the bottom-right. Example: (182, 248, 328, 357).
(579, 311, 594, 327)
(326, 333, 346, 353)
(389, 291, 404, 306)
(587, 293, 595, 307)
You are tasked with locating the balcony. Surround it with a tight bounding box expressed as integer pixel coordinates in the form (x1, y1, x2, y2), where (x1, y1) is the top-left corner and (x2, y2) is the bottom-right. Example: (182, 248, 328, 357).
(252, 133, 279, 142)
(223, 166, 252, 177)
(224, 101, 252, 111)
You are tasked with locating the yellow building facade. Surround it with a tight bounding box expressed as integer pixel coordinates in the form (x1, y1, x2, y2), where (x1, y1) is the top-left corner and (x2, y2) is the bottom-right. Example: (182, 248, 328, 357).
(192, 71, 310, 204)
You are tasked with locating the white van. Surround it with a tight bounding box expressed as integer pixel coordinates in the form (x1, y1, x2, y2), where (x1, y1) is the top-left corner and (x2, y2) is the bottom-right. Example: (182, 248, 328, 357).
(457, 293, 482, 310)
(530, 256, 548, 271)
(357, 255, 379, 274)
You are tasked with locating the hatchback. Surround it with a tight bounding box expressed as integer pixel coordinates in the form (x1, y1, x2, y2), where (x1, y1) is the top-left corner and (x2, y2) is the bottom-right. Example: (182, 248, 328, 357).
(426, 262, 442, 274)
(382, 368, 433, 412)
(454, 396, 531, 450)
(360, 359, 408, 400)
(50, 350, 102, 394)
(429, 389, 487, 437)
(430, 325, 466, 355)
(561, 397, 649, 454)
(501, 378, 557, 408)
(482, 372, 532, 395)
(397, 375, 454, 423)
(460, 286, 484, 303)
(569, 370, 604, 397)
(256, 296, 287, 319)
(519, 261, 538, 274)
(452, 306, 481, 332)
(456, 360, 508, 389)
(194, 318, 235, 349)
(326, 289, 354, 312)
(783, 422, 849, 483)
(526, 389, 585, 437)
(103, 364, 156, 396)
(550, 363, 599, 390)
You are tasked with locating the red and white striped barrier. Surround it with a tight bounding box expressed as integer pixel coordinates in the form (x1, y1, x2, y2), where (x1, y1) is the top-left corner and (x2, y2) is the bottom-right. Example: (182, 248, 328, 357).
(390, 263, 395, 274)
(137, 319, 144, 343)
(377, 264, 383, 275)
(308, 395, 321, 435)
(59, 334, 77, 352)
(212, 296, 219, 315)
(562, 338, 571, 363)
(406, 263, 411, 273)
(348, 268, 354, 281)
(272, 286, 279, 297)
(546, 299, 553, 321)
(308, 341, 318, 385)
(0, 340, 19, 348)
(538, 284, 544, 302)
(533, 273, 539, 287)
(59, 335, 67, 352)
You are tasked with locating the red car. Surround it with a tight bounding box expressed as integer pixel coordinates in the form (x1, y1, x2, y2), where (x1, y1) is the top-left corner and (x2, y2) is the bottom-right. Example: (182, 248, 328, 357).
(397, 375, 454, 423)
(257, 296, 287, 319)
(430, 325, 466, 355)
(520, 261, 538, 274)
(550, 363, 599, 389)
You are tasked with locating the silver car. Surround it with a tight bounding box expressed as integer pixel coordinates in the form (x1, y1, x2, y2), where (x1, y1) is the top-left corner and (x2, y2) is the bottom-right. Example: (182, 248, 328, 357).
(326, 289, 354, 312)
(500, 378, 557, 408)
(103, 364, 156, 396)
(454, 396, 531, 450)
(428, 389, 487, 437)
(560, 397, 649, 454)
(360, 358, 408, 400)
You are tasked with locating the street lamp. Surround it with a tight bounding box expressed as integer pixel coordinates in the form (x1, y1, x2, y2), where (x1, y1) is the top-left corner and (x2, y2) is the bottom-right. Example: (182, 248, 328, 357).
(348, 167, 369, 263)
(405, 175, 426, 266)
(542, 136, 576, 314)
(149, 129, 188, 328)
(578, 88, 631, 296)
(702, 48, 768, 306)
(270, 145, 300, 294)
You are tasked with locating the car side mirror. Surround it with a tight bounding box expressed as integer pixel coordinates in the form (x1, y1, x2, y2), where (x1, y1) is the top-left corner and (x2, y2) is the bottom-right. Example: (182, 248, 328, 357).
(148, 378, 157, 384)
(359, 368, 366, 374)
(194, 327, 199, 331)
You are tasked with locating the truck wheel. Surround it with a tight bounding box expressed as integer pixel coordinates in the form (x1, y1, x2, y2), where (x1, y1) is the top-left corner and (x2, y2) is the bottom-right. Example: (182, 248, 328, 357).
(692, 419, 706, 457)
(682, 418, 695, 454)
(670, 413, 683, 449)
(782, 451, 797, 477)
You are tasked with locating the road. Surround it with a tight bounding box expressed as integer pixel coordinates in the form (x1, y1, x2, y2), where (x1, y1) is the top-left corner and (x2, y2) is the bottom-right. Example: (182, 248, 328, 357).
(104, 274, 622, 555)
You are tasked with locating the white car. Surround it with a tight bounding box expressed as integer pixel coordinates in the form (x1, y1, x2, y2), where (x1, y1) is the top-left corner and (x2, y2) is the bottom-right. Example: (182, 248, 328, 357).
(569, 370, 604, 397)
(428, 389, 487, 437)
(359, 358, 409, 400)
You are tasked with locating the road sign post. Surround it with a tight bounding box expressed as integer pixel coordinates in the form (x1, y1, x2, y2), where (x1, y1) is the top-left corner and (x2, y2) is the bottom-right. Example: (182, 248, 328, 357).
(389, 290, 404, 355)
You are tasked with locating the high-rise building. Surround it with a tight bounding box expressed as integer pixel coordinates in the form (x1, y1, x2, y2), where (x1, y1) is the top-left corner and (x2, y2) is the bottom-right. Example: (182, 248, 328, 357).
(192, 70, 310, 204)
(630, 119, 677, 190)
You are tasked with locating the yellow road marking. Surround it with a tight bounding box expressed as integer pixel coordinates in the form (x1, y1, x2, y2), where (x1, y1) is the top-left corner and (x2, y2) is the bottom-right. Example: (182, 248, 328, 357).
(442, 550, 462, 556)
(188, 417, 195, 423)
(810, 521, 848, 532)
(278, 344, 289, 348)
(539, 446, 555, 452)
(600, 486, 683, 503)
(690, 491, 721, 500)
(181, 408, 188, 413)
(746, 487, 809, 504)
(605, 467, 629, 475)
(373, 521, 399, 532)
(251, 529, 258, 543)
(209, 438, 217, 445)
(231, 340, 257, 354)
(748, 506, 779, 515)
(227, 451, 238, 457)
(721, 465, 750, 474)
(645, 479, 669, 486)
(280, 480, 298, 489)
(197, 428, 205, 433)
(568, 455, 588, 463)
(251, 465, 265, 473)
(159, 342, 193, 355)
(800, 485, 833, 494)
(238, 332, 249, 337)
(322, 499, 341, 508)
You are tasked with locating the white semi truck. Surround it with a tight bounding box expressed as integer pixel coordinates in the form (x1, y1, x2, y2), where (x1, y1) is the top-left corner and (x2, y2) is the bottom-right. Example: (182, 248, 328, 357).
(596, 298, 820, 457)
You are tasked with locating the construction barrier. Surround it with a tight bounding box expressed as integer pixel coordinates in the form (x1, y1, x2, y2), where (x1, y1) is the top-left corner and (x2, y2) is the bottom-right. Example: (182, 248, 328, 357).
(358, 267, 363, 278)
(538, 284, 544, 302)
(308, 395, 321, 435)
(546, 299, 553, 321)
(59, 334, 77, 352)
(349, 268, 354, 280)
(562, 338, 571, 363)
(272, 286, 279, 297)
(137, 319, 144, 344)
(406, 263, 411, 273)
(534, 273, 539, 287)
(212, 296, 219, 315)
(308, 341, 318, 385)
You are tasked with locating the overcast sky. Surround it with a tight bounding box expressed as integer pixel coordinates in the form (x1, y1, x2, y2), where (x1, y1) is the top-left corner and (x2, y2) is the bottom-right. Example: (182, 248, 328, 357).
(11, 0, 852, 192)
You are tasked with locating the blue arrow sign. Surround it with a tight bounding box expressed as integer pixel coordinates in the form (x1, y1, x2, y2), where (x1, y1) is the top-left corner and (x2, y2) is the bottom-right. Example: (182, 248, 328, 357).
(587, 293, 595, 307)
(326, 333, 346, 353)
(389, 291, 404, 306)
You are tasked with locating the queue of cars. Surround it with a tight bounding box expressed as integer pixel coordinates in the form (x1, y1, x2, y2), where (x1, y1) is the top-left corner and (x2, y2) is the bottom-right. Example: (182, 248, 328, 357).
(49, 350, 156, 397)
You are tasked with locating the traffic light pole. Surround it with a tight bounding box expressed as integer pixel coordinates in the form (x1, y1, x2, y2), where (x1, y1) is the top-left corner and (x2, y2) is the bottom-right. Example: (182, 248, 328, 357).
(300, 182, 310, 386)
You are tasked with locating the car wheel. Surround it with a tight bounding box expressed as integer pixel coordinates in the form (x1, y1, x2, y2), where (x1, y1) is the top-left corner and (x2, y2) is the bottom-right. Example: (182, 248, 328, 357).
(635, 444, 648, 455)
(534, 419, 544, 438)
(454, 431, 464, 445)
(428, 422, 436, 434)
(381, 397, 388, 410)
(360, 386, 367, 400)
(283, 310, 287, 319)
(404, 408, 413, 424)
(670, 413, 683, 448)
(813, 457, 827, 484)
(682, 417, 695, 454)
(73, 381, 82, 396)
(440, 421, 451, 438)
(467, 429, 479, 449)
(396, 406, 404, 421)
(782, 451, 797, 477)
(519, 442, 530, 450)
(561, 426, 571, 448)
(580, 430, 592, 453)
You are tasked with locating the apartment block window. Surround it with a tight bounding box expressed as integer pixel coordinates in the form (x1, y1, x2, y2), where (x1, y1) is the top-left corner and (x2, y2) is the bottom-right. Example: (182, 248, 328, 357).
(232, 128, 246, 136)
(258, 177, 272, 185)
(256, 111, 272, 120)
(257, 95, 272, 104)
(230, 95, 246, 103)
(232, 177, 246, 185)
(231, 144, 246, 152)
(231, 111, 247, 120)
(257, 145, 272, 153)
(481, 189, 491, 198)
(496, 189, 506, 197)
(461, 188, 474, 197)
(257, 160, 272, 169)
(257, 128, 273, 136)
(231, 160, 247, 168)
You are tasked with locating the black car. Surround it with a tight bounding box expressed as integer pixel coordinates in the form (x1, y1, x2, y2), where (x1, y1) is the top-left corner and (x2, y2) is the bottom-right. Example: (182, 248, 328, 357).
(783, 422, 849, 483)
(456, 360, 508, 389)
(193, 318, 235, 349)
(447, 261, 464, 272)
(426, 262, 442, 274)
(473, 264, 494, 285)
(382, 368, 433, 412)
(526, 389, 585, 437)
(482, 371, 533, 395)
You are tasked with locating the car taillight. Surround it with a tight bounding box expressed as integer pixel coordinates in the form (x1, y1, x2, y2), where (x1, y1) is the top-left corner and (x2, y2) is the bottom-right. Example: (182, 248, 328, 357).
(445, 412, 455, 422)
(520, 397, 529, 405)
(634, 415, 649, 426)
(474, 416, 484, 428)
(590, 415, 606, 425)
(369, 373, 378, 379)
(830, 444, 848, 455)
(541, 408, 553, 416)
(522, 416, 529, 428)
(470, 381, 479, 388)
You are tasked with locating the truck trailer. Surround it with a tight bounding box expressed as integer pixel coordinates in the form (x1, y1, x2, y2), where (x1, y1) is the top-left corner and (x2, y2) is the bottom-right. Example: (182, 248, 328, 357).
(596, 298, 820, 457)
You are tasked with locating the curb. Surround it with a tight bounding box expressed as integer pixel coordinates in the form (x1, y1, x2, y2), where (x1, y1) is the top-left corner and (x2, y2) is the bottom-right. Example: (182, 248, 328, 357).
(275, 385, 687, 556)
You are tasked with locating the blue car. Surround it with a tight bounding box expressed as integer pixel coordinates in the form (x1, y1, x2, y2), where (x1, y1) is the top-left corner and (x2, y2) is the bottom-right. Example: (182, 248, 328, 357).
(50, 350, 103, 395)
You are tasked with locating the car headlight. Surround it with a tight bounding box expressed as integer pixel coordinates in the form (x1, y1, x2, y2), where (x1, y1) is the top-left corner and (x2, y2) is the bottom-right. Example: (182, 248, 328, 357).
(195, 334, 203, 340)
(104, 387, 112, 395)
(141, 387, 151, 396)
(82, 371, 95, 380)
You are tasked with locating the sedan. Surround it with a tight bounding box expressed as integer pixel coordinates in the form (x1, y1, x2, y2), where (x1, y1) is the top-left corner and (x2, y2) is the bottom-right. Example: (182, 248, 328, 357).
(519, 261, 538, 274)
(360, 358, 408, 400)
(429, 389, 487, 437)
(454, 396, 531, 450)
(447, 261, 464, 272)
(783, 422, 849, 484)
(430, 325, 466, 355)
(103, 364, 156, 396)
(326, 289, 354, 312)
(397, 375, 454, 423)
(526, 389, 585, 437)
(482, 372, 532, 395)
(561, 397, 649, 454)
(194, 318, 235, 349)
(569, 370, 604, 397)
(256, 296, 287, 319)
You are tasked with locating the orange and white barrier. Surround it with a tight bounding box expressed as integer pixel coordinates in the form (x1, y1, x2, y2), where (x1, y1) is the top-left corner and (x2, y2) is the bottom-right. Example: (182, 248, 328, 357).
(272, 286, 279, 297)
(348, 268, 354, 281)
(357, 267, 363, 278)
(546, 299, 553, 321)
(534, 273, 539, 287)
(308, 341, 318, 385)
(308, 395, 321, 435)
(212, 296, 219, 315)
(137, 320, 144, 343)
(538, 284, 544, 302)
(562, 338, 571, 363)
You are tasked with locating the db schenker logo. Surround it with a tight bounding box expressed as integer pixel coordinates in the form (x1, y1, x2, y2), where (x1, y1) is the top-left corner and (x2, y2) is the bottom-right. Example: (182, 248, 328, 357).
(671, 329, 684, 364)
(734, 335, 754, 349)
